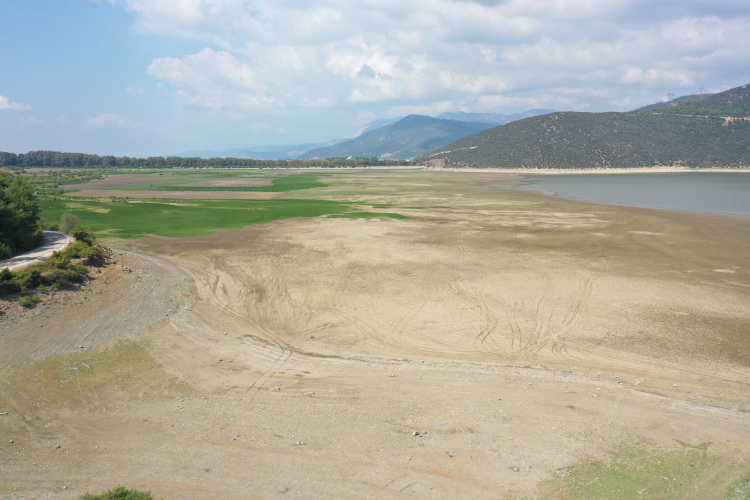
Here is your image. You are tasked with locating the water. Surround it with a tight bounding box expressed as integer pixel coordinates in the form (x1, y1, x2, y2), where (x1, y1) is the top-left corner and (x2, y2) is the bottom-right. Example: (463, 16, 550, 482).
(510, 172, 750, 216)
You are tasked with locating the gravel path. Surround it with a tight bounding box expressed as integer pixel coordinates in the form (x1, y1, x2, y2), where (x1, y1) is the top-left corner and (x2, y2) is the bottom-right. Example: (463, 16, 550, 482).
(0, 231, 73, 272)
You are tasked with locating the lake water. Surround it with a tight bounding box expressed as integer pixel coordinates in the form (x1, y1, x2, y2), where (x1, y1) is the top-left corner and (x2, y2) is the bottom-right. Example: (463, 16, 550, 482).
(510, 172, 750, 217)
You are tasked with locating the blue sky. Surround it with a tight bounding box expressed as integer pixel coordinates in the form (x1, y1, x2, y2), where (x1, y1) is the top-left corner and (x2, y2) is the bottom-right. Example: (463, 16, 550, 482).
(1, 0, 749, 157)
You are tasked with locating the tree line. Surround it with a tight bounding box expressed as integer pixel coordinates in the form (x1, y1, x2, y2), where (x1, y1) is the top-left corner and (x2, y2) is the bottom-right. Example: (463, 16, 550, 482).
(0, 151, 417, 169)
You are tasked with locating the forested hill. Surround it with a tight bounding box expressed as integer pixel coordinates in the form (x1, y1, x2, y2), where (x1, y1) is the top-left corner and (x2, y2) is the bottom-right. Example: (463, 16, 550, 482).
(426, 84, 750, 169)
(299, 115, 494, 160)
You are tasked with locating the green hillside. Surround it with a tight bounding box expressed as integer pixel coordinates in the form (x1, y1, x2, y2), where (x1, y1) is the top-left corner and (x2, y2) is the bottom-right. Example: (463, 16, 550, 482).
(427, 84, 750, 169)
(299, 115, 493, 160)
(634, 93, 711, 111)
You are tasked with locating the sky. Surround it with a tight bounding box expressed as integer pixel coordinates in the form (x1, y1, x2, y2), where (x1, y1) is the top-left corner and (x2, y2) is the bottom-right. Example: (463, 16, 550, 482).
(1, 0, 749, 157)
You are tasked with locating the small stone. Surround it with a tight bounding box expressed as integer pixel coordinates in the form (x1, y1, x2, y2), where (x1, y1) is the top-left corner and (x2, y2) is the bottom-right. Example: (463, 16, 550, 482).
(55, 444, 61, 449)
(509, 466, 520, 472)
(413, 431, 419, 436)
(9, 440, 13, 443)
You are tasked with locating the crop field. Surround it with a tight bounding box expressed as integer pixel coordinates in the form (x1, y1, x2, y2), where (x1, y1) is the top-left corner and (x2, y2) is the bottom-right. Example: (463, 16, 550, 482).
(3, 168, 750, 499)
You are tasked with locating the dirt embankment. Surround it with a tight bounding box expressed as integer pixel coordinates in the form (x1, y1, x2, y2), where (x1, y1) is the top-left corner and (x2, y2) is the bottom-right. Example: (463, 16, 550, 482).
(0, 251, 193, 366)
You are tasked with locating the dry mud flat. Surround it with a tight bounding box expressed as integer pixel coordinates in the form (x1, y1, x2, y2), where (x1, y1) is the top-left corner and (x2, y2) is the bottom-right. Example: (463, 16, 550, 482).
(2, 171, 750, 499)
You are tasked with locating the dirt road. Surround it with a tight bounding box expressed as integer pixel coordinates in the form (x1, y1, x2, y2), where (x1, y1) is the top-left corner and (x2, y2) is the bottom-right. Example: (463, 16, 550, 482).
(1, 231, 73, 272)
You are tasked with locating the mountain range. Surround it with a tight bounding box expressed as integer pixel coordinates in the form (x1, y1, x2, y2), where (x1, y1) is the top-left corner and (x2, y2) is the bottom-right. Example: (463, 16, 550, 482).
(172, 110, 556, 161)
(427, 84, 750, 169)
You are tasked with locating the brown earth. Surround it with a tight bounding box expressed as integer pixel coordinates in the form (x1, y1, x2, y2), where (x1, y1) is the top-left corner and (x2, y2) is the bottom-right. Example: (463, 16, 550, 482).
(1, 170, 750, 499)
(178, 178, 274, 188)
(65, 189, 281, 200)
(62, 173, 280, 200)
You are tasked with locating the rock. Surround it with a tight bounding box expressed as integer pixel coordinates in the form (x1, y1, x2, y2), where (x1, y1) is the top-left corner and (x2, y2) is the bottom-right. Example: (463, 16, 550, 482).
(412, 431, 420, 436)
(9, 440, 13, 443)
(55, 444, 61, 449)
(509, 466, 520, 472)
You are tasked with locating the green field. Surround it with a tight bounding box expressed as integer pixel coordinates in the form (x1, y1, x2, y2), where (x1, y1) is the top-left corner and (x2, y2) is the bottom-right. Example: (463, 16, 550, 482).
(39, 198, 406, 238)
(103, 174, 329, 192)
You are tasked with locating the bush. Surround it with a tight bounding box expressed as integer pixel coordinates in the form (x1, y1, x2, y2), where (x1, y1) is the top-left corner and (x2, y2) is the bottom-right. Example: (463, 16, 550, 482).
(80, 245, 103, 263)
(49, 223, 60, 231)
(19, 295, 40, 308)
(62, 241, 90, 259)
(71, 226, 95, 244)
(0, 280, 21, 295)
(42, 268, 80, 286)
(60, 212, 82, 234)
(0, 243, 12, 260)
(79, 486, 157, 500)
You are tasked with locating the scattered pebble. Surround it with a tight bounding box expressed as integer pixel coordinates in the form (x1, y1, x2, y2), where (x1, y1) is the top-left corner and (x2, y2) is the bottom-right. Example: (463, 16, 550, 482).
(55, 444, 61, 449)
(509, 466, 520, 472)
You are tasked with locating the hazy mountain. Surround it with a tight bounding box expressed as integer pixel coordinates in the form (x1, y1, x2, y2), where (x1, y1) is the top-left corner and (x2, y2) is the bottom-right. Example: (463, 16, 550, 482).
(427, 84, 750, 169)
(298, 115, 495, 160)
(437, 109, 556, 125)
(171, 111, 553, 160)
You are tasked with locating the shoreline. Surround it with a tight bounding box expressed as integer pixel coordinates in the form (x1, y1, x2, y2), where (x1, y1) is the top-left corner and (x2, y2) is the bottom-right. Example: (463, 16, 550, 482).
(424, 166, 750, 174)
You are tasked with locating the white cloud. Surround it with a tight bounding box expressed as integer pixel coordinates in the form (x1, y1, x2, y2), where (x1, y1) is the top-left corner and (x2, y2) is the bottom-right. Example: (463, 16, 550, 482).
(82, 114, 142, 129)
(20, 115, 46, 126)
(126, 86, 146, 94)
(0, 94, 31, 111)
(387, 101, 458, 117)
(116, 0, 750, 118)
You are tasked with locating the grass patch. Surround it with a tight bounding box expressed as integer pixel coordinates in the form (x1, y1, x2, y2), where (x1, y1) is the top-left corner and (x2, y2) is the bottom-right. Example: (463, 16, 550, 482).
(105, 174, 329, 193)
(19, 294, 41, 308)
(163, 174, 328, 192)
(540, 444, 715, 500)
(328, 211, 408, 219)
(39, 198, 389, 237)
(725, 474, 750, 500)
(80, 486, 157, 500)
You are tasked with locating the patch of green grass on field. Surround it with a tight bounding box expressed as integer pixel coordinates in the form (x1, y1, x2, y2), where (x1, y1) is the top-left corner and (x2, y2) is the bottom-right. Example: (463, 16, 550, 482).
(39, 198, 355, 237)
(725, 475, 750, 500)
(39, 197, 404, 237)
(163, 174, 328, 192)
(102, 176, 219, 191)
(99, 173, 325, 193)
(328, 211, 408, 219)
(540, 444, 715, 500)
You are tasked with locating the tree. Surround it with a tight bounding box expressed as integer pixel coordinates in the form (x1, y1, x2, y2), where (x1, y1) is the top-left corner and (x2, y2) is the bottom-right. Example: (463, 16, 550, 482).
(60, 213, 82, 234)
(0, 171, 43, 258)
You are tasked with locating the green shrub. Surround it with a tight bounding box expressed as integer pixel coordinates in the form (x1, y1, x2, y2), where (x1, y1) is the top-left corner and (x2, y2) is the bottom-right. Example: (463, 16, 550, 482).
(47, 251, 70, 269)
(60, 212, 82, 233)
(0, 243, 11, 260)
(42, 268, 80, 286)
(49, 223, 60, 231)
(19, 295, 40, 308)
(0, 280, 21, 295)
(71, 226, 95, 244)
(80, 245, 103, 263)
(0, 268, 13, 281)
(71, 264, 89, 277)
(63, 241, 90, 259)
(79, 486, 157, 500)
